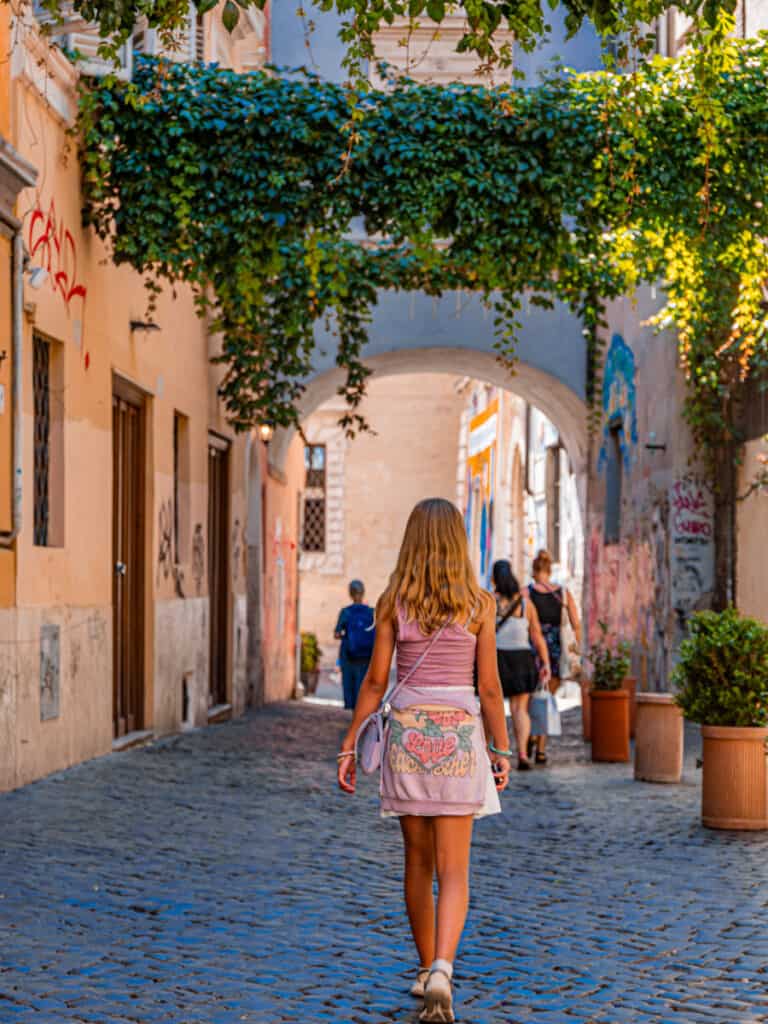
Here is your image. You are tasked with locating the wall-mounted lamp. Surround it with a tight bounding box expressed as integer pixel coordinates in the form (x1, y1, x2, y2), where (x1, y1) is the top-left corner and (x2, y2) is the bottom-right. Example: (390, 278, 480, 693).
(26, 266, 48, 290)
(258, 423, 274, 445)
(130, 319, 161, 334)
(645, 431, 667, 452)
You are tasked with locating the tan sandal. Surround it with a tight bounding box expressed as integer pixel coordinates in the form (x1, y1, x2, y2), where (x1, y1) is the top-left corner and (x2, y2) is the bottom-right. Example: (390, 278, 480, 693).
(411, 967, 430, 998)
(419, 967, 454, 1022)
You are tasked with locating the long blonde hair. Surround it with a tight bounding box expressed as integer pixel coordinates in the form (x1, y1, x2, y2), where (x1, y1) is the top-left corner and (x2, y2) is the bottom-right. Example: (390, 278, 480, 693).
(378, 498, 492, 635)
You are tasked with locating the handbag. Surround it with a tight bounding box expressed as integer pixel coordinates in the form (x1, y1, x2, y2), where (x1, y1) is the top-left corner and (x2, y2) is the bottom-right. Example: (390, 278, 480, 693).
(355, 621, 448, 775)
(530, 680, 562, 737)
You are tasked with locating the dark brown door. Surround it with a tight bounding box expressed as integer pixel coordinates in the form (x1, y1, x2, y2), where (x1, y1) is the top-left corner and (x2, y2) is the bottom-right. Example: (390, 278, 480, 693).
(208, 436, 230, 708)
(112, 385, 145, 737)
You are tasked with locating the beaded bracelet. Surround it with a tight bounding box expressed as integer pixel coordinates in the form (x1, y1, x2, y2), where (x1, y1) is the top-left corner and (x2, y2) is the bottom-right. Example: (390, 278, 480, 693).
(489, 741, 514, 758)
(336, 750, 356, 761)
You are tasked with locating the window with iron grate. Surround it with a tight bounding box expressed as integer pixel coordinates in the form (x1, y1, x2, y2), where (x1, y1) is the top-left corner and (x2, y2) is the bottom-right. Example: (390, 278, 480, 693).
(33, 334, 51, 547)
(33, 333, 64, 548)
(195, 11, 205, 62)
(302, 445, 327, 552)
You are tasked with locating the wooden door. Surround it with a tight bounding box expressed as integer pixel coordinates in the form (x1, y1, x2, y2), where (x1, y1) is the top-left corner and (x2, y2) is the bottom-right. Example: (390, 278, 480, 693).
(112, 385, 145, 737)
(208, 436, 230, 708)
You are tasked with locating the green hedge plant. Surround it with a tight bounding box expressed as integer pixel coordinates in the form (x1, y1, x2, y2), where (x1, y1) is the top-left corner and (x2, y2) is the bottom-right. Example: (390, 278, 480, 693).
(673, 609, 768, 727)
(588, 622, 631, 691)
(300, 632, 321, 674)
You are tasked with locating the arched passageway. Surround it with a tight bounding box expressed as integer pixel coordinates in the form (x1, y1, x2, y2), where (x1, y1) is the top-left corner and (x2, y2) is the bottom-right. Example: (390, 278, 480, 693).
(270, 344, 588, 524)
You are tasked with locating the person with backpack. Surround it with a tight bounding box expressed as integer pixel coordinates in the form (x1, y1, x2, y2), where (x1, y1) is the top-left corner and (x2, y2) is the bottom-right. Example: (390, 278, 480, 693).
(337, 499, 511, 1023)
(334, 580, 375, 710)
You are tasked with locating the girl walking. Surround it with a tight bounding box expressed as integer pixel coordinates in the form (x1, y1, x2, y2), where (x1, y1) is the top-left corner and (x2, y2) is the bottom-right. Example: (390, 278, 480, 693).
(337, 498, 512, 1023)
(527, 548, 582, 764)
(491, 560, 550, 771)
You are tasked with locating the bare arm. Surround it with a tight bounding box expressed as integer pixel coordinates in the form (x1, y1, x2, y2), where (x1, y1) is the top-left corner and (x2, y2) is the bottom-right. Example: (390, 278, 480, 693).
(565, 589, 582, 648)
(341, 614, 395, 746)
(475, 601, 511, 755)
(337, 613, 396, 793)
(527, 601, 551, 678)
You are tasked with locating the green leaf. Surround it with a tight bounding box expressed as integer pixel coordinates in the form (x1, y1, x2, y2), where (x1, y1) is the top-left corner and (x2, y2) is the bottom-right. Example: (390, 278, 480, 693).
(222, 0, 240, 31)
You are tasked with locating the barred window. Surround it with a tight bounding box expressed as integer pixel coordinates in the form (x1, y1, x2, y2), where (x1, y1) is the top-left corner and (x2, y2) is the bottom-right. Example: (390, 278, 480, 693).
(302, 445, 326, 552)
(303, 498, 326, 552)
(33, 334, 51, 547)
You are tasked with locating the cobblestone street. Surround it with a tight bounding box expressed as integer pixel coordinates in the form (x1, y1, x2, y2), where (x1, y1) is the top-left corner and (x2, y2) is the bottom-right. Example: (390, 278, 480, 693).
(2, 703, 768, 1024)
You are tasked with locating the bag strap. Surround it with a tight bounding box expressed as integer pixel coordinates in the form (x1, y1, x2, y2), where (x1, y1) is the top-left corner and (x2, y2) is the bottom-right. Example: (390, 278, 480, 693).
(383, 620, 449, 709)
(539, 582, 565, 606)
(496, 595, 523, 633)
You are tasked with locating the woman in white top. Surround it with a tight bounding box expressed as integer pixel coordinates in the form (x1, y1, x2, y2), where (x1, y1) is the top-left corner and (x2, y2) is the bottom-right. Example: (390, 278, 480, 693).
(491, 560, 551, 770)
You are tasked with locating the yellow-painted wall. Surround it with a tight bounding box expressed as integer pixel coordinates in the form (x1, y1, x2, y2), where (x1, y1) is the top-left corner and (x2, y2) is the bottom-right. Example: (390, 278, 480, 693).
(0, 41, 258, 791)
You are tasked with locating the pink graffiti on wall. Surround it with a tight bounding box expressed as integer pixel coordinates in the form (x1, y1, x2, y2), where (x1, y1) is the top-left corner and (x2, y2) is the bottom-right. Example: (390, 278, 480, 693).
(28, 200, 87, 312)
(671, 479, 713, 540)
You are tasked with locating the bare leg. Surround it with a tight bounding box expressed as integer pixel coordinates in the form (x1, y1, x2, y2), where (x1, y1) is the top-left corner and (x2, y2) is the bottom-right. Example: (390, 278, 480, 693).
(508, 694, 531, 761)
(537, 677, 561, 754)
(400, 816, 436, 967)
(433, 815, 474, 962)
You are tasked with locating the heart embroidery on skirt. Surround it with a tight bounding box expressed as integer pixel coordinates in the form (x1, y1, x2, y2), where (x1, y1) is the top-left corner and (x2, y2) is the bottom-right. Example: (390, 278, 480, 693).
(402, 728, 459, 769)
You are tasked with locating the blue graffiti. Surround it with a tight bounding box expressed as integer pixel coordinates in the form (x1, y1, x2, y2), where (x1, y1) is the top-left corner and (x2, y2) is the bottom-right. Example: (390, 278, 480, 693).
(598, 333, 638, 473)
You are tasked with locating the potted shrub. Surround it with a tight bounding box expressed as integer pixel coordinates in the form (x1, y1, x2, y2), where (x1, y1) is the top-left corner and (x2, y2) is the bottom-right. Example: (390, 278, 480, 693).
(587, 623, 631, 763)
(674, 608, 768, 830)
(300, 632, 321, 695)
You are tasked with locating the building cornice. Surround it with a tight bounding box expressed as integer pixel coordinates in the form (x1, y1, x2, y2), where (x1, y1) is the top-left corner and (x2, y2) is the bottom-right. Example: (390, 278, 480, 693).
(12, 24, 79, 127)
(0, 136, 38, 226)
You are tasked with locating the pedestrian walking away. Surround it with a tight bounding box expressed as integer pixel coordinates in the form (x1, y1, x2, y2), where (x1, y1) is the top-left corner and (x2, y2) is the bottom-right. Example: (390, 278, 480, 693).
(337, 498, 511, 1023)
(491, 559, 551, 771)
(527, 549, 582, 764)
(334, 580, 375, 709)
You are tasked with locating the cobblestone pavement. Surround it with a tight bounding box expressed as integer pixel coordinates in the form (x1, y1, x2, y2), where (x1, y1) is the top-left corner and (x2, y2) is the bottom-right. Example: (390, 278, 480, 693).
(2, 703, 768, 1024)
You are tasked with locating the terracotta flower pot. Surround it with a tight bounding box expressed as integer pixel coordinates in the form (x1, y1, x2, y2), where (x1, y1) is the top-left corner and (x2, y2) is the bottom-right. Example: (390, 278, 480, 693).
(581, 682, 591, 741)
(634, 693, 683, 783)
(624, 676, 637, 738)
(701, 725, 768, 830)
(590, 689, 630, 763)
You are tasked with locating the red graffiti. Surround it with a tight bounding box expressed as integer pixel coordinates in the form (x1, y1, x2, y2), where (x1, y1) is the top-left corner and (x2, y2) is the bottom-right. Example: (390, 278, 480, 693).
(671, 480, 713, 539)
(28, 199, 87, 311)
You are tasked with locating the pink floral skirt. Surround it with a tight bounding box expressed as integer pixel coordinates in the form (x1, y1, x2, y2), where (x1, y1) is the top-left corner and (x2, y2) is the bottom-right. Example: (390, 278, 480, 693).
(380, 685, 500, 818)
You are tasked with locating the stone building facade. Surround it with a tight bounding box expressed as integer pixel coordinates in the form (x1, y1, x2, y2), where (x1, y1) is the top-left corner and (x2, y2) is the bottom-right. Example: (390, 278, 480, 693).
(297, 374, 466, 659)
(296, 374, 585, 660)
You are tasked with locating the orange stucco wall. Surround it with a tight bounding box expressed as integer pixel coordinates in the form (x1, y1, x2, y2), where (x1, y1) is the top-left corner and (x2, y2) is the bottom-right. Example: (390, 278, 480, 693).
(262, 441, 303, 701)
(1, 45, 251, 791)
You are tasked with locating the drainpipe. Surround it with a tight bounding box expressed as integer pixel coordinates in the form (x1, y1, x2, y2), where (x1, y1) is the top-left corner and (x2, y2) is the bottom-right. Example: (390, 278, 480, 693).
(0, 215, 24, 549)
(245, 429, 265, 706)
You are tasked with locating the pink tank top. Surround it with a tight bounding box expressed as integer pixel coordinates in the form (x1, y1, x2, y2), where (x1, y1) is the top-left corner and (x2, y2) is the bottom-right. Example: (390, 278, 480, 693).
(395, 604, 477, 687)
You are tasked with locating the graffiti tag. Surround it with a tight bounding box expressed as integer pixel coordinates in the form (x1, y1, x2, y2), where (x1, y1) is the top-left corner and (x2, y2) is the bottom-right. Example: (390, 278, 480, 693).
(671, 479, 713, 539)
(192, 524, 205, 594)
(28, 199, 87, 312)
(156, 500, 173, 585)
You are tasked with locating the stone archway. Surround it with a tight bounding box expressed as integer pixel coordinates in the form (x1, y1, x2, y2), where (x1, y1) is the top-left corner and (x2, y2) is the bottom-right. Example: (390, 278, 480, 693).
(270, 344, 589, 524)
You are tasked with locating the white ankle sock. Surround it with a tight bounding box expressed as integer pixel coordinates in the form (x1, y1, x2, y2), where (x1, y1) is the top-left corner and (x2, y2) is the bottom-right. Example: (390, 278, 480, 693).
(430, 958, 453, 979)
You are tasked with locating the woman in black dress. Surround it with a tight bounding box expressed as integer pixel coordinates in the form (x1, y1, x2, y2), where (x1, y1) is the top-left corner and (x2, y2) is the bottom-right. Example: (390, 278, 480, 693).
(492, 560, 550, 770)
(527, 548, 582, 764)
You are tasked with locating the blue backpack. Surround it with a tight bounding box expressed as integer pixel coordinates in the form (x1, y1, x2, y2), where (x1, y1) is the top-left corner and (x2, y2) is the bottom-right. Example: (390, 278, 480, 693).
(345, 604, 375, 661)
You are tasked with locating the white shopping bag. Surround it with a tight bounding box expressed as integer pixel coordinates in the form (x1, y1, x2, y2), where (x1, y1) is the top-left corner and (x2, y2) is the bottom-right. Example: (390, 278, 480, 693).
(555, 679, 582, 712)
